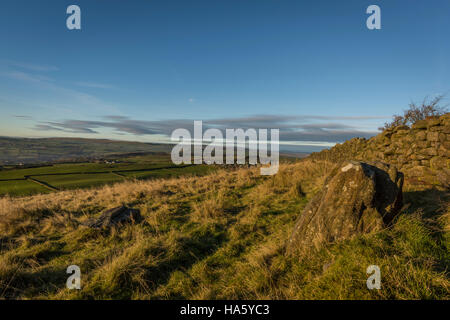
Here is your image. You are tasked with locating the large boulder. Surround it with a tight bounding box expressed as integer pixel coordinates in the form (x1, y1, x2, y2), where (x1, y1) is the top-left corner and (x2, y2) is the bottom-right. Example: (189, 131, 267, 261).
(287, 161, 403, 255)
(83, 206, 141, 229)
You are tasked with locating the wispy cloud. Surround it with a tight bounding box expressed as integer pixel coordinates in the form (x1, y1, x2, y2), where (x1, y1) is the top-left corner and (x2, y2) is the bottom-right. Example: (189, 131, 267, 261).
(1, 68, 119, 114)
(33, 114, 380, 143)
(34, 124, 68, 132)
(74, 81, 116, 89)
(2, 60, 59, 72)
(13, 115, 33, 120)
(2, 71, 53, 83)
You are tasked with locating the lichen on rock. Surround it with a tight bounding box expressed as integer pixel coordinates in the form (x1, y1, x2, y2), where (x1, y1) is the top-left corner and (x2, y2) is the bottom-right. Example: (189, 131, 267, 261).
(287, 161, 403, 256)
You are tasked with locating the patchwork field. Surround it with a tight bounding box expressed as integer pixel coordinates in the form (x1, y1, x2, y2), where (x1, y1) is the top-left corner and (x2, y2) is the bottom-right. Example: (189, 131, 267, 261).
(0, 153, 214, 196)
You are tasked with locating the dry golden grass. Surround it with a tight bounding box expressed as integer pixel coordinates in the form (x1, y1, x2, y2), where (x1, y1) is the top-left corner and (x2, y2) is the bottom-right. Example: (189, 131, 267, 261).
(0, 159, 448, 300)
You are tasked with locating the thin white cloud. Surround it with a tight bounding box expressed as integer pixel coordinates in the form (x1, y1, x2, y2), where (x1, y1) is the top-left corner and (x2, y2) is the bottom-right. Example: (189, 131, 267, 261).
(13, 115, 33, 120)
(1, 69, 120, 115)
(74, 81, 116, 89)
(2, 60, 59, 72)
(2, 71, 53, 83)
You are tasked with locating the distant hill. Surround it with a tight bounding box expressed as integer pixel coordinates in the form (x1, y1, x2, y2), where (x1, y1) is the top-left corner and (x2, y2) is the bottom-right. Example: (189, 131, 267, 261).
(0, 136, 311, 166)
(0, 137, 173, 165)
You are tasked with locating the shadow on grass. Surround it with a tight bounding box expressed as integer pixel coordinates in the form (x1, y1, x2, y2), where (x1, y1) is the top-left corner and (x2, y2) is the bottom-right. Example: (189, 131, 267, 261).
(145, 226, 228, 299)
(0, 265, 68, 299)
(402, 188, 449, 274)
(403, 188, 448, 218)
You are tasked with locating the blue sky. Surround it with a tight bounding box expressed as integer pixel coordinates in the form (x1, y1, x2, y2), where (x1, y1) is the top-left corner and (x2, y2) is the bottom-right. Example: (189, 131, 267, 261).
(0, 0, 449, 151)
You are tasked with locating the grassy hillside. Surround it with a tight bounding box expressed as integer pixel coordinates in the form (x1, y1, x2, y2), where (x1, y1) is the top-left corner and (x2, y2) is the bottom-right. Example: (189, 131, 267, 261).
(0, 159, 448, 299)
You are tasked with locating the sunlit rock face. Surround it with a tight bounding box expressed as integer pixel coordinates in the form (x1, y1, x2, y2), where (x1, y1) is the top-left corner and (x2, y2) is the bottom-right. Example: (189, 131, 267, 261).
(287, 161, 403, 255)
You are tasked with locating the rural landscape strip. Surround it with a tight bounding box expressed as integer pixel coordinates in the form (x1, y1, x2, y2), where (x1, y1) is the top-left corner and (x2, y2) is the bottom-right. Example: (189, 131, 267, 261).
(0, 164, 197, 195)
(0, 164, 194, 182)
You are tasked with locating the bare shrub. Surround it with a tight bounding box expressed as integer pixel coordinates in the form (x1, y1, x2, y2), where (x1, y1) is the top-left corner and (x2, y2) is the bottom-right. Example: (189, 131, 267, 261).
(379, 95, 448, 131)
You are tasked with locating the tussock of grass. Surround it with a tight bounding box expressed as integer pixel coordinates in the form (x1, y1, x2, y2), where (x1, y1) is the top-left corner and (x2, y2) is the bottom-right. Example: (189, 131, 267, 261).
(0, 159, 448, 299)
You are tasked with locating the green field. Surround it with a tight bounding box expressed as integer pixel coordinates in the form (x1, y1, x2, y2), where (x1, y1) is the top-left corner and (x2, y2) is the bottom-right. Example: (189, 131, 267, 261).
(0, 180, 50, 196)
(0, 155, 172, 180)
(0, 153, 215, 197)
(0, 150, 299, 197)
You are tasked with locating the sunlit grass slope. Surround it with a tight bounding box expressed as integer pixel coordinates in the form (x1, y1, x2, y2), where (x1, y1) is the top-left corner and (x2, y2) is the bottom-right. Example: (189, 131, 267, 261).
(0, 160, 448, 299)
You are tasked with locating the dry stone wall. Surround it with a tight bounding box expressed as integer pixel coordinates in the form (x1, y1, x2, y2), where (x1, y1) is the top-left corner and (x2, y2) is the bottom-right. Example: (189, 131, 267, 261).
(309, 113, 450, 188)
